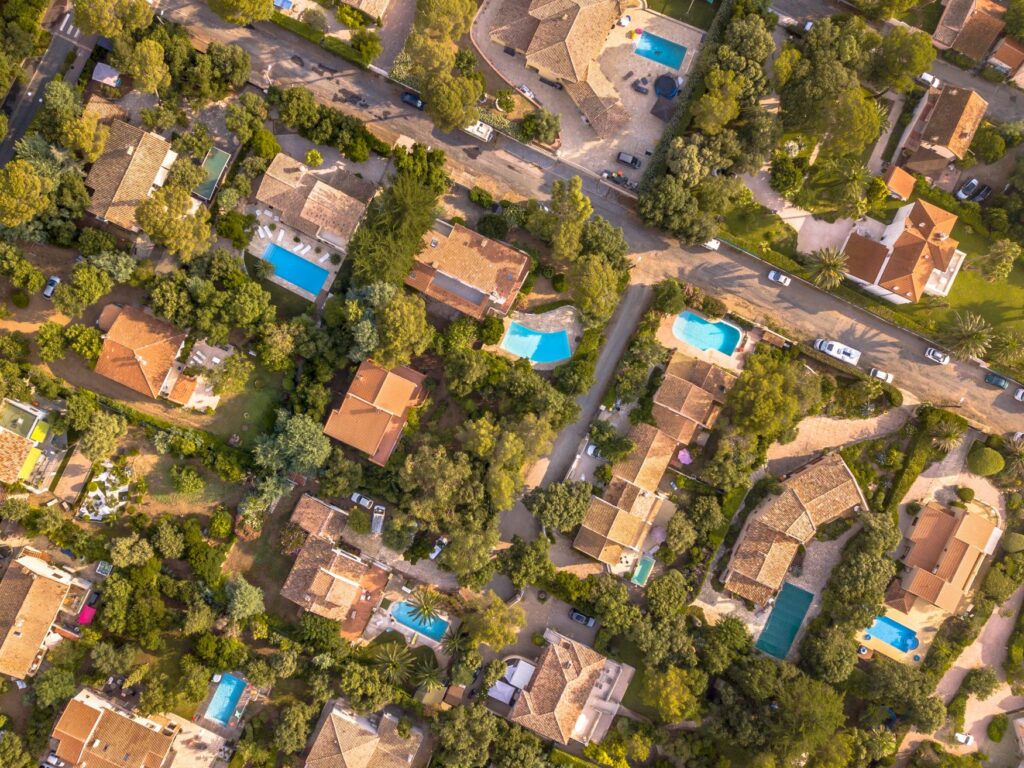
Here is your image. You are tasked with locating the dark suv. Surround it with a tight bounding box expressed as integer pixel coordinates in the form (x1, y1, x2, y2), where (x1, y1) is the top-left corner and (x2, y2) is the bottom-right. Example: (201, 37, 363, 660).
(400, 92, 425, 110)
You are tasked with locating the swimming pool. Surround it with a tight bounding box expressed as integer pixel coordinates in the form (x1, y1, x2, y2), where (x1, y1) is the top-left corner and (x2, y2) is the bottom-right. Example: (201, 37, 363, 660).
(391, 601, 450, 642)
(631, 555, 655, 587)
(261, 242, 330, 296)
(205, 673, 247, 725)
(865, 615, 919, 653)
(500, 322, 572, 364)
(193, 147, 231, 201)
(756, 583, 814, 659)
(672, 311, 741, 355)
(634, 32, 687, 70)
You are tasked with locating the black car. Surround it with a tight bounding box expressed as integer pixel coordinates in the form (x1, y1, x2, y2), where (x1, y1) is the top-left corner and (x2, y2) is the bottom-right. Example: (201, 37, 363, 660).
(569, 608, 596, 627)
(972, 184, 993, 204)
(538, 76, 563, 90)
(400, 92, 425, 110)
(87, 590, 101, 606)
(616, 151, 642, 169)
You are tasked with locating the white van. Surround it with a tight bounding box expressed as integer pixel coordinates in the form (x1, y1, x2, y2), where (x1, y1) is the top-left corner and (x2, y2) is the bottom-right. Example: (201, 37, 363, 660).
(462, 120, 495, 142)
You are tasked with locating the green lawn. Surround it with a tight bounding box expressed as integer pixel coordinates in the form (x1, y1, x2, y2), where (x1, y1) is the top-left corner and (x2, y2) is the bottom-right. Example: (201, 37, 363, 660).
(243, 251, 315, 319)
(611, 640, 661, 719)
(646, 0, 719, 30)
(206, 368, 285, 449)
(899, 0, 943, 34)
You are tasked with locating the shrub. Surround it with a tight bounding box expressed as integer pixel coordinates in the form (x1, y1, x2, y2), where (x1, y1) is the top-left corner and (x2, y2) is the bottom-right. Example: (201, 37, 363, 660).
(479, 316, 504, 345)
(477, 213, 509, 240)
(11, 289, 29, 308)
(701, 295, 727, 319)
(468, 186, 494, 209)
(989, 713, 1008, 742)
(552, 273, 568, 292)
(770, 153, 804, 197)
(335, 3, 370, 27)
(968, 443, 1005, 476)
(1004, 532, 1024, 554)
(956, 487, 975, 502)
(348, 507, 371, 534)
(520, 110, 560, 144)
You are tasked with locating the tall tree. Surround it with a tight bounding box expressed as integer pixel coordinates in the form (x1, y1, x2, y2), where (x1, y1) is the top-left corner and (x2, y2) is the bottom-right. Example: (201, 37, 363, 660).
(808, 246, 848, 290)
(550, 176, 592, 262)
(871, 26, 935, 91)
(73, 0, 154, 40)
(136, 186, 214, 261)
(943, 311, 993, 360)
(0, 160, 53, 227)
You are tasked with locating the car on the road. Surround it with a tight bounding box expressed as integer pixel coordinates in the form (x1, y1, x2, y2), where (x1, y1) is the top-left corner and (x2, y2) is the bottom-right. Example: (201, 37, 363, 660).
(1016, 388, 1024, 403)
(924, 347, 951, 365)
(953, 733, 974, 746)
(972, 184, 993, 204)
(400, 92, 425, 110)
(616, 151, 642, 169)
(703, 239, 721, 251)
(429, 537, 448, 560)
(569, 608, 596, 627)
(767, 269, 792, 286)
(956, 178, 979, 200)
(869, 368, 894, 383)
(917, 72, 940, 88)
(585, 443, 601, 457)
(517, 84, 537, 100)
(42, 275, 60, 299)
(350, 492, 374, 509)
(984, 371, 1010, 389)
(814, 339, 862, 366)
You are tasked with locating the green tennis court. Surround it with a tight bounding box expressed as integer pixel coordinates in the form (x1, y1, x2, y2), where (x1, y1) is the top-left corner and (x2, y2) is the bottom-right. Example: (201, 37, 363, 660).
(755, 582, 813, 659)
(193, 147, 231, 201)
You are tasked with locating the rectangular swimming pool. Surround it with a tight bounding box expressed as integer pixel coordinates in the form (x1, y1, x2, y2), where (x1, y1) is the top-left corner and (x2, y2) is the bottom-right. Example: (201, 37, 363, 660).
(500, 322, 572, 364)
(865, 615, 920, 653)
(205, 673, 247, 725)
(672, 310, 741, 355)
(262, 242, 330, 296)
(634, 32, 687, 70)
(390, 601, 450, 642)
(193, 147, 231, 201)
(631, 555, 655, 587)
(756, 582, 814, 659)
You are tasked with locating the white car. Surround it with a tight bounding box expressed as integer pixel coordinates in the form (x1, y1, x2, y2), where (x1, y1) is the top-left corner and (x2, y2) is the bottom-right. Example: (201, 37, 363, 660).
(814, 339, 861, 366)
(585, 443, 601, 457)
(702, 238, 721, 251)
(953, 733, 974, 745)
(869, 368, 894, 384)
(924, 347, 951, 365)
(516, 84, 537, 100)
(350, 492, 373, 509)
(42, 275, 60, 299)
(1015, 387, 1024, 402)
(917, 72, 940, 88)
(767, 269, 792, 287)
(429, 537, 448, 560)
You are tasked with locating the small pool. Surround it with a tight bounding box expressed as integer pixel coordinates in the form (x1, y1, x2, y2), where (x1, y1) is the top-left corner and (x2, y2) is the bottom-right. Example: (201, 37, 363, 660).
(631, 555, 655, 587)
(193, 147, 231, 201)
(756, 583, 814, 659)
(391, 601, 450, 642)
(865, 615, 919, 653)
(634, 32, 687, 70)
(205, 673, 247, 725)
(672, 310, 741, 355)
(261, 242, 330, 296)
(500, 322, 572, 364)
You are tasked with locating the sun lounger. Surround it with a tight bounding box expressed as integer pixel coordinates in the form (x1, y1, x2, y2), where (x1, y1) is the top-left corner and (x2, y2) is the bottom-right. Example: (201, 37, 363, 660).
(276, 229, 284, 242)
(318, 253, 330, 263)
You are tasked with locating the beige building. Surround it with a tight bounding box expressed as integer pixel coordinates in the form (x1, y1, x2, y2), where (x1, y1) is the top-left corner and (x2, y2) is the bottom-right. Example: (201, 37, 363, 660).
(933, 0, 1005, 61)
(903, 86, 988, 179)
(651, 352, 736, 444)
(303, 701, 426, 768)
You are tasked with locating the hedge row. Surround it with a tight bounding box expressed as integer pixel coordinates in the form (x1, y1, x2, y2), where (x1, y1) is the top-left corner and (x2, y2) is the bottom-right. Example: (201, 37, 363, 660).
(271, 11, 374, 68)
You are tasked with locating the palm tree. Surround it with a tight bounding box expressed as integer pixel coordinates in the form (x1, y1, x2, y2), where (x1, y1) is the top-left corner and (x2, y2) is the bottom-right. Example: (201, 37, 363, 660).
(991, 330, 1024, 366)
(944, 311, 994, 360)
(373, 642, 413, 685)
(407, 588, 442, 625)
(410, 656, 443, 691)
(1005, 435, 1024, 482)
(440, 628, 468, 659)
(808, 247, 848, 291)
(929, 418, 967, 454)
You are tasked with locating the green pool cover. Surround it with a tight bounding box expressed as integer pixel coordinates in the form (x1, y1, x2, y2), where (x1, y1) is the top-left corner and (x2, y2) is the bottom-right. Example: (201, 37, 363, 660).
(193, 147, 231, 201)
(755, 582, 813, 659)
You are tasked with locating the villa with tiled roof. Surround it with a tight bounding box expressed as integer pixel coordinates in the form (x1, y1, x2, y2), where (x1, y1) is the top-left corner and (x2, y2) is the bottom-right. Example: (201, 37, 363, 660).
(723, 453, 867, 606)
(291, 493, 349, 541)
(303, 702, 426, 768)
(0, 399, 53, 489)
(933, 0, 1004, 62)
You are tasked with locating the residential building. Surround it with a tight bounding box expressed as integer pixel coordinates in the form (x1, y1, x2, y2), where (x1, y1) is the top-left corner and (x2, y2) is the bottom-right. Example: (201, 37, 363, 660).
(91, 62, 122, 88)
(489, 0, 629, 137)
(886, 501, 1001, 614)
(93, 305, 221, 410)
(405, 219, 531, 320)
(904, 86, 988, 170)
(723, 453, 866, 606)
(883, 165, 917, 202)
(651, 352, 736, 444)
(989, 36, 1024, 85)
(499, 628, 633, 745)
(0, 398, 56, 490)
(255, 153, 372, 251)
(303, 701, 426, 768)
(290, 493, 348, 541)
(85, 118, 176, 232)
(0, 550, 91, 680)
(323, 360, 426, 466)
(933, 0, 1005, 61)
(840, 199, 966, 303)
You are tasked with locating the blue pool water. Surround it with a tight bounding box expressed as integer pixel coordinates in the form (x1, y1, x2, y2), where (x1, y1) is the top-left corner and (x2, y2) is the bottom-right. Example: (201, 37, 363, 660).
(865, 615, 919, 652)
(206, 673, 246, 725)
(261, 242, 330, 296)
(756, 583, 814, 659)
(634, 32, 687, 70)
(672, 310, 741, 355)
(391, 601, 451, 642)
(500, 322, 572, 364)
(631, 555, 655, 587)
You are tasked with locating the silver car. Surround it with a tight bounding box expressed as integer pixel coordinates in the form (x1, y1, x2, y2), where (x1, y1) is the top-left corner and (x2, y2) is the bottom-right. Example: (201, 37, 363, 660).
(767, 269, 792, 287)
(924, 347, 950, 365)
(869, 368, 894, 383)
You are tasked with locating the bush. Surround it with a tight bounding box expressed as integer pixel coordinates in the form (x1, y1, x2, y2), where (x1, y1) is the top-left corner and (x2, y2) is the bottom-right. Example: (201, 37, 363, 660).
(956, 487, 975, 502)
(1004, 532, 1024, 554)
(11, 289, 29, 308)
(348, 507, 371, 534)
(468, 186, 494, 209)
(272, 10, 324, 43)
(770, 153, 804, 197)
(479, 316, 504, 345)
(968, 443, 1005, 476)
(552, 273, 568, 292)
(336, 3, 370, 27)
(989, 713, 1008, 742)
(701, 295, 727, 319)
(520, 110, 560, 144)
(477, 213, 509, 240)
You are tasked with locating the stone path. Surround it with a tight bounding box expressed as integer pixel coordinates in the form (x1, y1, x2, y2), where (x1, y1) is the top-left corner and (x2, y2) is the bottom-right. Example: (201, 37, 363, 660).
(867, 93, 905, 175)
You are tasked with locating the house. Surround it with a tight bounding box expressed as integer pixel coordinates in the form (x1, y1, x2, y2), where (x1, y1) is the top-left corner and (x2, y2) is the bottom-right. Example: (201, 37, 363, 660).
(290, 493, 348, 541)
(405, 220, 531, 320)
(723, 453, 866, 605)
(90, 62, 121, 88)
(501, 628, 633, 745)
(886, 501, 1000, 614)
(0, 399, 54, 490)
(303, 701, 426, 768)
(651, 352, 736, 444)
(883, 165, 917, 201)
(489, 0, 629, 137)
(934, 0, 1005, 61)
(85, 119, 176, 232)
(323, 360, 426, 466)
(93, 305, 220, 410)
(254, 153, 373, 251)
(0, 550, 91, 680)
(909, 86, 988, 164)
(840, 199, 966, 303)
(989, 36, 1024, 86)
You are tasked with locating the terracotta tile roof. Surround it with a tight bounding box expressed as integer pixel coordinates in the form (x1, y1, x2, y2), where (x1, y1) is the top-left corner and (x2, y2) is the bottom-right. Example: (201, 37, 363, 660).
(653, 376, 717, 426)
(490, 0, 540, 51)
(884, 165, 917, 201)
(904, 147, 953, 177)
(609, 423, 675, 491)
(722, 572, 777, 605)
(0, 429, 34, 485)
(663, 353, 736, 403)
(905, 502, 959, 569)
(407, 221, 530, 319)
(281, 537, 371, 621)
(562, 80, 630, 139)
(885, 581, 917, 614)
(84, 94, 128, 124)
(952, 10, 1004, 60)
(0, 558, 72, 679)
(651, 404, 701, 444)
(165, 375, 197, 406)
(292, 494, 348, 540)
(934, 0, 975, 47)
(921, 86, 988, 158)
(991, 37, 1024, 72)
(843, 233, 889, 285)
(304, 705, 423, 768)
(93, 306, 186, 400)
(573, 496, 652, 565)
(86, 119, 175, 232)
(509, 634, 606, 744)
(521, 0, 619, 83)
(726, 520, 799, 595)
(602, 478, 659, 520)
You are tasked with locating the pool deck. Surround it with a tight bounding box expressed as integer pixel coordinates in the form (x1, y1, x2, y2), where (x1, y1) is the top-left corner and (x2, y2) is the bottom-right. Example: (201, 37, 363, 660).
(247, 208, 342, 308)
(858, 601, 944, 665)
(363, 597, 458, 656)
(192, 673, 259, 740)
(487, 307, 583, 371)
(656, 310, 758, 373)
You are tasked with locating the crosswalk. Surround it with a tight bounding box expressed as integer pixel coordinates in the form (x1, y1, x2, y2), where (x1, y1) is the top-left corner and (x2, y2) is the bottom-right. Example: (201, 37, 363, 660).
(58, 12, 81, 40)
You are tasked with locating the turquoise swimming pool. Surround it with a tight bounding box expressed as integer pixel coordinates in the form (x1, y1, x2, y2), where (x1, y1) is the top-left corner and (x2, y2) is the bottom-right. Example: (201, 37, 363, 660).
(756, 583, 813, 659)
(391, 601, 450, 642)
(672, 310, 741, 355)
(865, 615, 919, 653)
(262, 242, 330, 296)
(634, 32, 687, 70)
(500, 322, 572, 364)
(193, 147, 231, 201)
(631, 555, 655, 587)
(206, 673, 246, 725)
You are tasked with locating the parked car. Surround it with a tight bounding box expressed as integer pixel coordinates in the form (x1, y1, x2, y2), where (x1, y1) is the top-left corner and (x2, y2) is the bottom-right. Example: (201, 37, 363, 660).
(984, 371, 1010, 389)
(400, 91, 425, 110)
(616, 151, 642, 169)
(503, 46, 516, 56)
(371, 507, 385, 535)
(703, 239, 721, 251)
(814, 339, 862, 366)
(350, 492, 374, 509)
(429, 536, 448, 560)
(538, 76, 563, 90)
(917, 72, 940, 88)
(1015, 388, 1024, 403)
(586, 443, 601, 457)
(955, 178, 979, 200)
(42, 275, 60, 299)
(869, 368, 894, 383)
(517, 84, 537, 100)
(924, 347, 950, 365)
(972, 184, 992, 204)
(954, 733, 974, 746)
(767, 269, 792, 286)
(631, 80, 649, 95)
(86, 591, 101, 606)
(569, 608, 597, 627)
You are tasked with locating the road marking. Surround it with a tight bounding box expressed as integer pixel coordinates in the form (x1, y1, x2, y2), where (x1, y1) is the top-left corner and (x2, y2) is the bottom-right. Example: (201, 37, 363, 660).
(59, 13, 70, 32)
